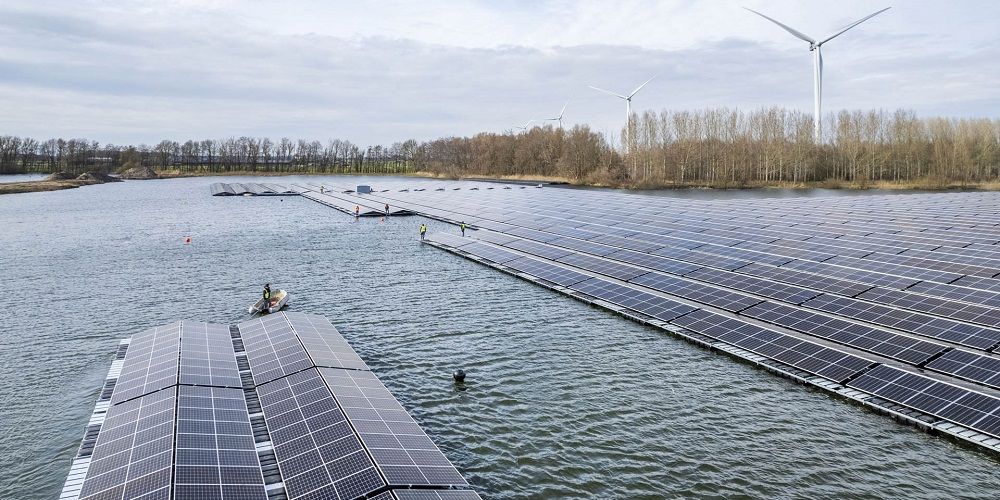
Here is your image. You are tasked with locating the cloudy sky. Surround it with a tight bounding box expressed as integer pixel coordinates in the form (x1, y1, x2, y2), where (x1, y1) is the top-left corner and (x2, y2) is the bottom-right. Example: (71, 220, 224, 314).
(1, 0, 997, 146)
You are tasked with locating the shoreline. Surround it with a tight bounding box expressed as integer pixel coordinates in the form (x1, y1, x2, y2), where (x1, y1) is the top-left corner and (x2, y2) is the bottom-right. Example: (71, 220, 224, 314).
(3, 169, 998, 195)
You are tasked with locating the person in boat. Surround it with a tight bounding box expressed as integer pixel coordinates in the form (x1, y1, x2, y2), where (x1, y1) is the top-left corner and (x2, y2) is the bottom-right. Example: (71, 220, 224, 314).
(460, 221, 467, 237)
(419, 223, 427, 240)
(263, 284, 271, 307)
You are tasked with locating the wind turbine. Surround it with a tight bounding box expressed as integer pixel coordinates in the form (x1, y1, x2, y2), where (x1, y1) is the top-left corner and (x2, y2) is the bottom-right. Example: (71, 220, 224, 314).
(545, 103, 568, 129)
(589, 75, 656, 153)
(515, 119, 534, 132)
(745, 6, 891, 143)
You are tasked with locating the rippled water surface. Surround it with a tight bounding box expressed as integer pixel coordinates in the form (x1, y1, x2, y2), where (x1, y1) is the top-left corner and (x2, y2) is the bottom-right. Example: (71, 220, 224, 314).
(2, 177, 999, 499)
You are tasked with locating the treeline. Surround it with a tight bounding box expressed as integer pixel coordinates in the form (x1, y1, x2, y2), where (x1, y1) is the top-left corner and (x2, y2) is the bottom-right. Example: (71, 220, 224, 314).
(0, 136, 418, 175)
(3, 107, 999, 187)
(414, 108, 1000, 187)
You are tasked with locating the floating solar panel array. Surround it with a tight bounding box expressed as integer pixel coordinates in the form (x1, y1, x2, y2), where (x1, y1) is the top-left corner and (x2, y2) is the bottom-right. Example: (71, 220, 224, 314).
(63, 313, 479, 500)
(361, 185, 1000, 452)
(210, 183, 298, 196)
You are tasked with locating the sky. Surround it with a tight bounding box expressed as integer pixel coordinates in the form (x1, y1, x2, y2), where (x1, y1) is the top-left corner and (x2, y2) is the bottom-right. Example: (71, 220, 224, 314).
(0, 0, 998, 146)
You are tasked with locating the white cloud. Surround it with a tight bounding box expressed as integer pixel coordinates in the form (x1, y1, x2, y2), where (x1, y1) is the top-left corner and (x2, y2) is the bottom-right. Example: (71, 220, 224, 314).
(0, 0, 997, 145)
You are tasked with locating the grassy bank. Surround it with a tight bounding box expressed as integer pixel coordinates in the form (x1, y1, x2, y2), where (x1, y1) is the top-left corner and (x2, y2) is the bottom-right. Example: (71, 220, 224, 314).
(0, 178, 107, 195)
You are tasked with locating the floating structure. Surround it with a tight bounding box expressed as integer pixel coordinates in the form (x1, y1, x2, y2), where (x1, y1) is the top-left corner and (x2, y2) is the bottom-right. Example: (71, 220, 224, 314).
(210, 182, 299, 196)
(62, 312, 479, 500)
(293, 184, 1000, 455)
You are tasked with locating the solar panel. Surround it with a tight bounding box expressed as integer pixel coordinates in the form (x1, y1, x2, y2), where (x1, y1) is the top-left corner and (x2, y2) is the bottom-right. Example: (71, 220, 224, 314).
(557, 252, 650, 281)
(603, 249, 703, 276)
(684, 267, 822, 305)
(801, 294, 1000, 351)
(503, 226, 561, 242)
(174, 386, 266, 500)
(569, 277, 697, 321)
(863, 251, 1000, 278)
(393, 491, 484, 500)
(456, 242, 522, 265)
(238, 314, 313, 386)
(781, 259, 921, 290)
(502, 238, 574, 260)
(670, 309, 873, 383)
(80, 388, 176, 500)
(179, 322, 242, 388)
(738, 263, 874, 297)
(906, 281, 1000, 309)
(741, 302, 948, 365)
(546, 236, 618, 256)
(630, 272, 763, 312)
(425, 232, 475, 249)
(848, 365, 1000, 438)
(824, 255, 964, 283)
(466, 230, 518, 246)
(504, 257, 592, 287)
(284, 312, 370, 371)
(653, 246, 750, 271)
(319, 368, 469, 487)
(857, 287, 1000, 328)
(256, 368, 386, 500)
(925, 349, 1000, 389)
(588, 234, 665, 253)
(112, 322, 181, 404)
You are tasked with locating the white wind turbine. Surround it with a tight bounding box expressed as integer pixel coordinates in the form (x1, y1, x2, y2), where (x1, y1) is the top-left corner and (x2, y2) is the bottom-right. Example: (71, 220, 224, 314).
(745, 6, 891, 143)
(545, 103, 568, 129)
(515, 119, 534, 132)
(589, 75, 656, 153)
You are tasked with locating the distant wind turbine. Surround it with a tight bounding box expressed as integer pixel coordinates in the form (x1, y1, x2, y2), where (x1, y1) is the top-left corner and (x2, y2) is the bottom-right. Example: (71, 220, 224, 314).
(744, 6, 891, 143)
(589, 75, 656, 153)
(545, 103, 568, 129)
(515, 119, 534, 132)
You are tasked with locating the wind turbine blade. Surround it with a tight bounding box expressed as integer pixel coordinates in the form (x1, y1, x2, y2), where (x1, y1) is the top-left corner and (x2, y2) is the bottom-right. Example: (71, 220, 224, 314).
(818, 7, 891, 45)
(588, 86, 627, 99)
(743, 7, 816, 44)
(629, 75, 657, 98)
(558, 102, 567, 119)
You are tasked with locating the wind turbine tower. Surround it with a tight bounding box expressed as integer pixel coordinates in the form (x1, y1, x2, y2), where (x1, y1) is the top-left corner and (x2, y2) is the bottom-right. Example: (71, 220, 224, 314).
(745, 6, 891, 143)
(589, 75, 656, 153)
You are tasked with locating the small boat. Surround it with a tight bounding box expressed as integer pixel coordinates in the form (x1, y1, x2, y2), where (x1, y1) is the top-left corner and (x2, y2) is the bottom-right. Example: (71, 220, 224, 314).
(248, 289, 290, 315)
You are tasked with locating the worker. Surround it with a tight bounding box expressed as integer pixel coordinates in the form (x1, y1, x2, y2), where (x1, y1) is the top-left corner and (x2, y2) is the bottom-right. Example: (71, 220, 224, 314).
(384, 203, 390, 216)
(320, 185, 325, 194)
(263, 284, 271, 307)
(354, 205, 360, 217)
(419, 223, 427, 240)
(460, 221, 467, 236)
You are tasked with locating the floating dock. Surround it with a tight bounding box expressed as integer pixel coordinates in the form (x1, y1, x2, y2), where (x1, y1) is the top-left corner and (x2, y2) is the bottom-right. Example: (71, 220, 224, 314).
(62, 312, 480, 500)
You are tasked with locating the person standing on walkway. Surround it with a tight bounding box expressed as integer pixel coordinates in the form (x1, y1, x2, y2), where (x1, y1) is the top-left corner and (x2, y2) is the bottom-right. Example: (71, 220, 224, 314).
(384, 203, 390, 216)
(419, 223, 427, 240)
(460, 221, 467, 237)
(354, 205, 360, 217)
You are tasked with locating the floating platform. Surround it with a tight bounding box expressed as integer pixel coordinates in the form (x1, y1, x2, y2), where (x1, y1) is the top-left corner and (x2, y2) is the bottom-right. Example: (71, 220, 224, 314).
(324, 184, 1000, 456)
(62, 312, 480, 500)
(210, 182, 299, 196)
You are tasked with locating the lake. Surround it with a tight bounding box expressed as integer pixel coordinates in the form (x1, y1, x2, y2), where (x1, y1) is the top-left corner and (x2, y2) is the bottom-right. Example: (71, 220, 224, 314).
(1, 176, 998, 499)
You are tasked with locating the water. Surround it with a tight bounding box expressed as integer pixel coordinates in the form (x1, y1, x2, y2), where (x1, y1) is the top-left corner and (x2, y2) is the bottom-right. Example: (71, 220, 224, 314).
(2, 176, 998, 499)
(0, 173, 47, 183)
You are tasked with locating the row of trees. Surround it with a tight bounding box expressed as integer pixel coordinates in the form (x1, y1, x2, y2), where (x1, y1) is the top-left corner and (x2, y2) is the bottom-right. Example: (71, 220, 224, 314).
(3, 107, 999, 187)
(0, 136, 418, 175)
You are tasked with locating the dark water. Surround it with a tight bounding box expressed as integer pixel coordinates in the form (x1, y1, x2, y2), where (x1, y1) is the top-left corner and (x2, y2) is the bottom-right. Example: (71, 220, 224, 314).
(2, 177, 999, 499)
